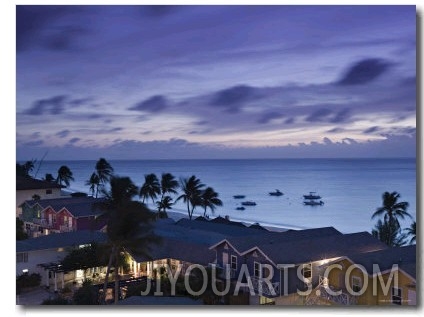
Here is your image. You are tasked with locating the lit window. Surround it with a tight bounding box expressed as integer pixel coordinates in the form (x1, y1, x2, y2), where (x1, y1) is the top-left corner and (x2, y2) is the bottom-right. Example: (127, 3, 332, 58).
(392, 287, 402, 305)
(230, 255, 237, 270)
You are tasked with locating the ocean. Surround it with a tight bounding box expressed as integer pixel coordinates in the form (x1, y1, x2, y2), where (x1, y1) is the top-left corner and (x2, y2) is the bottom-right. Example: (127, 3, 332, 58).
(29, 158, 416, 234)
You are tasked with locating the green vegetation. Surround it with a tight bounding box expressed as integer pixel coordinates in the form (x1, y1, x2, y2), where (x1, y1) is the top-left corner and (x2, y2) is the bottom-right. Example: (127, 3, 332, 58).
(176, 175, 205, 220)
(98, 176, 161, 304)
(371, 191, 414, 246)
(16, 217, 28, 240)
(16, 160, 36, 178)
(56, 165, 74, 187)
(16, 273, 41, 294)
(73, 279, 99, 305)
(86, 158, 114, 197)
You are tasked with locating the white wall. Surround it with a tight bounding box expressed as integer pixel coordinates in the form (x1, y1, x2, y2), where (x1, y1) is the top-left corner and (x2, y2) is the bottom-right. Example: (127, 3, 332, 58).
(17, 248, 68, 285)
(16, 188, 62, 216)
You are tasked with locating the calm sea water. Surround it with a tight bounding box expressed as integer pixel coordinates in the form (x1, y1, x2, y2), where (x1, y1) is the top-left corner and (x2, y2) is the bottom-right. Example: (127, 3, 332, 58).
(30, 158, 416, 234)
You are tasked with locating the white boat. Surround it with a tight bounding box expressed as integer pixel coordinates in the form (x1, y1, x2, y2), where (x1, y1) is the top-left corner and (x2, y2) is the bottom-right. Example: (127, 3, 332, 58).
(303, 200, 324, 206)
(303, 192, 321, 200)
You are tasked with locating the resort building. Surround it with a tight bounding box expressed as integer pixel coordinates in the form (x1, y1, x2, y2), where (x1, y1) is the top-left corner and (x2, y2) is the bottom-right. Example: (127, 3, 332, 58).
(16, 230, 107, 291)
(16, 176, 63, 216)
(16, 215, 416, 305)
(20, 196, 107, 237)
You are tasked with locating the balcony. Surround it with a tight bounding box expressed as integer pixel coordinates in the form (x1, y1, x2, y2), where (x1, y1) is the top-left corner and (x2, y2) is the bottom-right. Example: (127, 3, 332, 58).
(307, 276, 357, 305)
(32, 218, 52, 228)
(59, 225, 74, 232)
(209, 264, 237, 279)
(251, 276, 280, 297)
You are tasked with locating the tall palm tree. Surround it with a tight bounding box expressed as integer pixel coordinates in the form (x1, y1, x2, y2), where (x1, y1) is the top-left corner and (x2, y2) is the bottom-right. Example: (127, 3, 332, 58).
(200, 187, 223, 217)
(176, 175, 205, 220)
(160, 173, 179, 200)
(156, 195, 173, 218)
(372, 191, 411, 226)
(98, 176, 160, 304)
(85, 172, 100, 197)
(405, 221, 416, 245)
(139, 173, 161, 205)
(56, 165, 74, 187)
(371, 191, 411, 242)
(95, 158, 114, 185)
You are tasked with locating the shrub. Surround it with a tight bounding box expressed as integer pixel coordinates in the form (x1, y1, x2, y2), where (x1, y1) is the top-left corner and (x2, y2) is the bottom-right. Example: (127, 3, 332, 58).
(16, 273, 41, 294)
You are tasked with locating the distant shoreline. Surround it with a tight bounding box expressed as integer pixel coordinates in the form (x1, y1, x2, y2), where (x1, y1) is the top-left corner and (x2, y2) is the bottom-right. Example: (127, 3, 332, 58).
(165, 210, 301, 233)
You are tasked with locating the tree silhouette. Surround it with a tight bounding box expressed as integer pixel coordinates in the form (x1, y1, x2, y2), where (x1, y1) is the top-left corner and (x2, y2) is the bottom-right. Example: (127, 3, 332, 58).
(372, 219, 407, 247)
(156, 195, 173, 218)
(176, 175, 205, 220)
(200, 187, 223, 217)
(405, 221, 416, 245)
(140, 173, 161, 205)
(97, 176, 160, 304)
(160, 173, 179, 201)
(372, 191, 411, 226)
(371, 191, 411, 244)
(86, 172, 100, 197)
(56, 165, 74, 187)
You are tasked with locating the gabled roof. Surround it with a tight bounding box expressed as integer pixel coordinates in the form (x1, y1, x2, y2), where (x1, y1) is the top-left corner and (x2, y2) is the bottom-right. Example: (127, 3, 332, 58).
(16, 230, 107, 252)
(348, 245, 416, 279)
(260, 231, 388, 264)
(128, 219, 218, 265)
(16, 176, 63, 190)
(154, 219, 228, 246)
(214, 226, 342, 252)
(23, 197, 106, 218)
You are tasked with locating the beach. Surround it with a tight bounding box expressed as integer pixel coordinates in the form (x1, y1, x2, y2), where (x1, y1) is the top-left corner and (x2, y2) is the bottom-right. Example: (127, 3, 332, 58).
(33, 158, 416, 234)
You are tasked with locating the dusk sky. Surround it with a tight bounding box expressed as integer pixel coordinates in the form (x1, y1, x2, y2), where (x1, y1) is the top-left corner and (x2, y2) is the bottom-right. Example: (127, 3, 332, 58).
(15, 5, 416, 160)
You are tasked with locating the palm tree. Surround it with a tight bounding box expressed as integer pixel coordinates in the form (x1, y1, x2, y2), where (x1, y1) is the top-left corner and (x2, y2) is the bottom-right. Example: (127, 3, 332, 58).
(405, 221, 416, 244)
(95, 158, 114, 185)
(160, 173, 179, 200)
(139, 173, 161, 205)
(16, 160, 36, 177)
(98, 176, 160, 304)
(200, 187, 223, 217)
(56, 165, 74, 187)
(85, 172, 100, 197)
(176, 175, 205, 220)
(372, 191, 411, 226)
(156, 195, 173, 218)
(372, 219, 408, 247)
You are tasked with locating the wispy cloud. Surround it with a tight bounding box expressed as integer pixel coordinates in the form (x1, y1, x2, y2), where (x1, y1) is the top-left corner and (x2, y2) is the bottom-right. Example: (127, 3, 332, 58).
(129, 95, 168, 113)
(337, 58, 391, 85)
(24, 95, 68, 115)
(16, 5, 416, 159)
